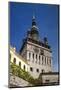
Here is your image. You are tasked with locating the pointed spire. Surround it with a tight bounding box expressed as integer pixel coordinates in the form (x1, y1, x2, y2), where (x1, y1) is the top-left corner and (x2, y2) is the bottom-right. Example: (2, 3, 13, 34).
(32, 13, 36, 26)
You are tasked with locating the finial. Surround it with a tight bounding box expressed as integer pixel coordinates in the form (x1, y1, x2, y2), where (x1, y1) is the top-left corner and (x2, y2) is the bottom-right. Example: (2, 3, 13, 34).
(32, 11, 36, 19)
(33, 14, 35, 19)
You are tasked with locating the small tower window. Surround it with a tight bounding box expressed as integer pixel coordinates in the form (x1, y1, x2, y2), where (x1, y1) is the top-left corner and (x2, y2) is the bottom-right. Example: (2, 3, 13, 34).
(30, 67, 33, 72)
(39, 55, 40, 60)
(45, 57, 46, 64)
(13, 58, 16, 64)
(50, 58, 51, 66)
(36, 54, 37, 63)
(36, 54, 37, 59)
(33, 53, 34, 59)
(36, 69, 39, 73)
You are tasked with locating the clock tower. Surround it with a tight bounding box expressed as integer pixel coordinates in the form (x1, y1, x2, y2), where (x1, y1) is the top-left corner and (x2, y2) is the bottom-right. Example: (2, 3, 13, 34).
(19, 14, 52, 78)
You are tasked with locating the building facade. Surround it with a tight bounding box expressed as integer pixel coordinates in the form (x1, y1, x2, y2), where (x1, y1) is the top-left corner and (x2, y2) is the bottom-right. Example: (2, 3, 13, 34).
(10, 46, 28, 72)
(19, 15, 52, 78)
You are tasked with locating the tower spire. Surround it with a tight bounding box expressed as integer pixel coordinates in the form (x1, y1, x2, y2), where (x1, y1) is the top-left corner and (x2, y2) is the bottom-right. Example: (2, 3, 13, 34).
(32, 13, 36, 26)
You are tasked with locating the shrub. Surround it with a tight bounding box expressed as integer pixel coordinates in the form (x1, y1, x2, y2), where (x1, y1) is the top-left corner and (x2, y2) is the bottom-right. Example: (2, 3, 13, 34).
(10, 62, 42, 85)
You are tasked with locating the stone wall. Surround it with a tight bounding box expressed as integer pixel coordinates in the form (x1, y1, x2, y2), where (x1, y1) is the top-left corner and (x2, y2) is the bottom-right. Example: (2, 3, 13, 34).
(9, 74, 32, 87)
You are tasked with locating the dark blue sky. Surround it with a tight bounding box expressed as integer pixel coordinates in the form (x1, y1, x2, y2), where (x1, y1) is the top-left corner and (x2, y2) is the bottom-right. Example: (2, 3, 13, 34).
(9, 2, 59, 72)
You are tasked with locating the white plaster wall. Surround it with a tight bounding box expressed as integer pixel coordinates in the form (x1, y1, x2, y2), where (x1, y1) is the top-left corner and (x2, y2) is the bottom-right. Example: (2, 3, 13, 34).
(26, 42, 52, 78)
(27, 60, 52, 78)
(10, 50, 28, 72)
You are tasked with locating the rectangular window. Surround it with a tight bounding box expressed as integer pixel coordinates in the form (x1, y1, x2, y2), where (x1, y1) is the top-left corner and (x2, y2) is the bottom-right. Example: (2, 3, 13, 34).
(50, 58, 51, 66)
(32, 53, 34, 62)
(36, 54, 37, 63)
(45, 57, 46, 64)
(33, 53, 34, 59)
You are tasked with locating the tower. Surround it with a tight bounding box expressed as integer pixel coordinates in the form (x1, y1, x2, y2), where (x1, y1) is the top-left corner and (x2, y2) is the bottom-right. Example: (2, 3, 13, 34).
(27, 14, 39, 41)
(19, 14, 52, 78)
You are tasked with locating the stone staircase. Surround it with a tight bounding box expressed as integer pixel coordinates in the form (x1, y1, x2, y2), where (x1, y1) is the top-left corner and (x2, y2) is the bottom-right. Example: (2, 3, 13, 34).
(9, 75, 32, 87)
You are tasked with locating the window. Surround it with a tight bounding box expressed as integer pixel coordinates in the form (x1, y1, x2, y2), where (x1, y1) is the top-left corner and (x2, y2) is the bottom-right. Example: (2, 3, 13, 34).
(36, 54, 37, 63)
(23, 65, 26, 71)
(30, 67, 33, 72)
(41, 69, 45, 73)
(39, 55, 40, 60)
(50, 58, 51, 66)
(36, 54, 37, 59)
(36, 69, 39, 73)
(45, 57, 46, 64)
(19, 62, 21, 68)
(33, 53, 34, 59)
(13, 58, 16, 64)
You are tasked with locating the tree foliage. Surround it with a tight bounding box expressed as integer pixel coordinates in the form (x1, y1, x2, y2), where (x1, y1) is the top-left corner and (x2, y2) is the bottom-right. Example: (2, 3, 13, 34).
(10, 63, 42, 86)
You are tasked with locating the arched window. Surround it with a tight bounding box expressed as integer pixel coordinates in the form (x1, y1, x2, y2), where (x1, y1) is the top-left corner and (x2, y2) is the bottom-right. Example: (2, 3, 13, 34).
(30, 67, 33, 72)
(36, 69, 39, 73)
(39, 55, 40, 60)
(19, 62, 21, 68)
(23, 65, 26, 71)
(32, 53, 34, 62)
(33, 53, 34, 59)
(36, 54, 37, 59)
(36, 54, 37, 63)
(13, 58, 16, 64)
